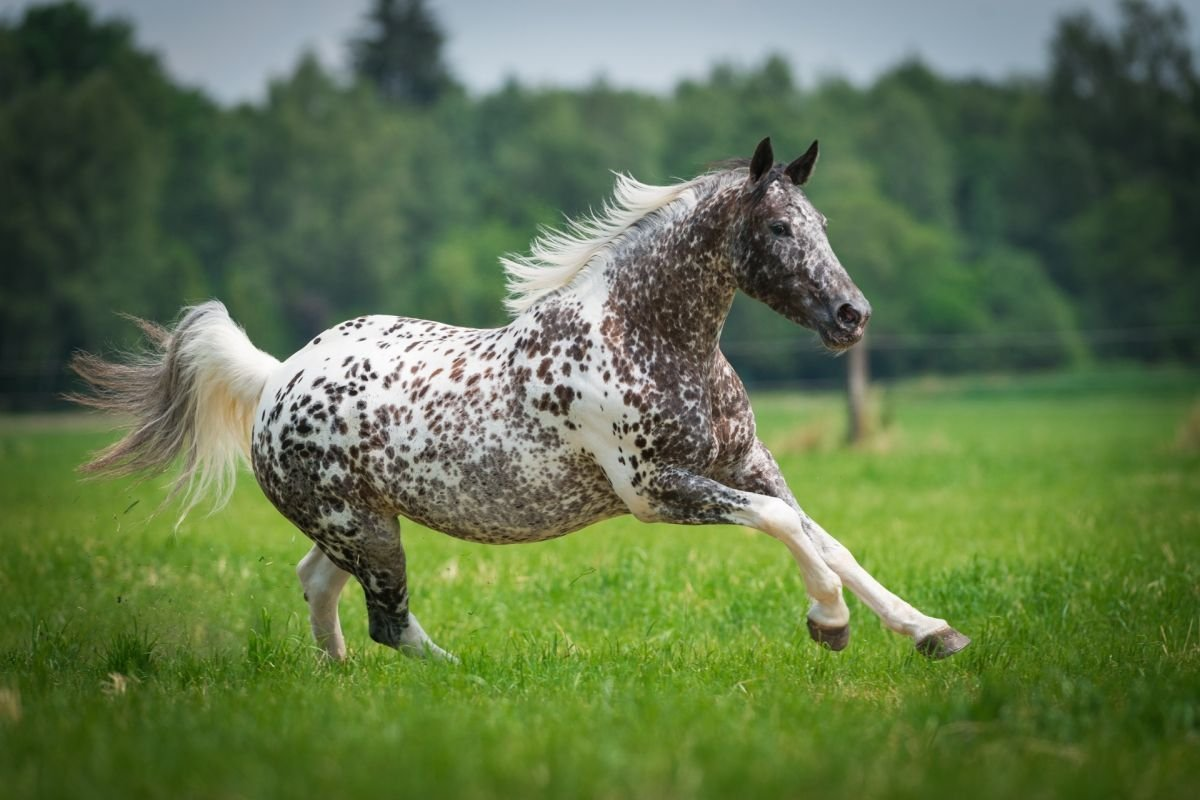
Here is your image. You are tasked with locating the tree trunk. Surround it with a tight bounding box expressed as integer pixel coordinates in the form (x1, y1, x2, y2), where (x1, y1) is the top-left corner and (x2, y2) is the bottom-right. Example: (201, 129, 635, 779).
(846, 337, 870, 445)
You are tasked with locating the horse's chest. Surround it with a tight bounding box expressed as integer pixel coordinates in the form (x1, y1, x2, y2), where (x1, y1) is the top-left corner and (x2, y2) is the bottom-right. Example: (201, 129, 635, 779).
(583, 366, 753, 476)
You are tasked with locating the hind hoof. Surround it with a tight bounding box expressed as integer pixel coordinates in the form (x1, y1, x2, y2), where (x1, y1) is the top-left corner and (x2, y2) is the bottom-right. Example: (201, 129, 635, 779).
(915, 627, 971, 659)
(807, 618, 850, 651)
(400, 641, 459, 663)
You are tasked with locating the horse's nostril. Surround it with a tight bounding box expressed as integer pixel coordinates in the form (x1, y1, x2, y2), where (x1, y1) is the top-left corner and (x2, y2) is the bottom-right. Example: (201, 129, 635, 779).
(836, 303, 862, 329)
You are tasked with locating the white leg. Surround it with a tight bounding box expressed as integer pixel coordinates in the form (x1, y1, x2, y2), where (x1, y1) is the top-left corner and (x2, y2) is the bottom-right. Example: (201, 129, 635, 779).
(739, 497, 852, 630)
(296, 546, 351, 661)
(798, 517, 971, 656)
(398, 613, 458, 663)
(801, 516, 950, 640)
(727, 442, 970, 657)
(611, 464, 852, 634)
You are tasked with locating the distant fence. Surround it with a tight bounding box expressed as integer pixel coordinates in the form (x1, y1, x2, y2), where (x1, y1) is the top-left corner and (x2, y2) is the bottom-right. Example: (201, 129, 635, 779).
(2, 324, 1198, 409)
(723, 323, 1200, 388)
(720, 323, 1200, 357)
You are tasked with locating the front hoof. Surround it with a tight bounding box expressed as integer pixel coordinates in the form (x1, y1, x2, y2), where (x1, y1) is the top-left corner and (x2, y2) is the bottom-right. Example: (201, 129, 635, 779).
(807, 618, 851, 651)
(915, 627, 971, 659)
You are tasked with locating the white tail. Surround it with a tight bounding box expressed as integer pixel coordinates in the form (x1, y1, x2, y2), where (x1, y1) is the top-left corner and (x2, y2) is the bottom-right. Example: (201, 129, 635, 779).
(70, 300, 279, 524)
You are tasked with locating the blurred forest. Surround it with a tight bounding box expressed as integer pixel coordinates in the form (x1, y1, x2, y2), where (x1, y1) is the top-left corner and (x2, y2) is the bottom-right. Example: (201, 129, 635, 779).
(1, 0, 1198, 409)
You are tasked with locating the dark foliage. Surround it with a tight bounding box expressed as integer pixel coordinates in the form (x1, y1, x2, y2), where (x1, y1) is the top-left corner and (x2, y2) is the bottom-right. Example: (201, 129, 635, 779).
(1, 1, 1197, 408)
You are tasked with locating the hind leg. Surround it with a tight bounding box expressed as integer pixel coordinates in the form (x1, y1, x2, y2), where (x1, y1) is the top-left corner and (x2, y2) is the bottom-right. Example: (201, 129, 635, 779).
(296, 545, 351, 660)
(317, 510, 456, 662)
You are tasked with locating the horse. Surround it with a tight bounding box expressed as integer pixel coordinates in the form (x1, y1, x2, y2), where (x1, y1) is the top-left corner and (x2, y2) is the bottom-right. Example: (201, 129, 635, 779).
(71, 137, 970, 662)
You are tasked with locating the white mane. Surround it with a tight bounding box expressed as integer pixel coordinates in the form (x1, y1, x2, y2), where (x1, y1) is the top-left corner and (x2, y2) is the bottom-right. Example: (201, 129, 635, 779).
(501, 172, 717, 316)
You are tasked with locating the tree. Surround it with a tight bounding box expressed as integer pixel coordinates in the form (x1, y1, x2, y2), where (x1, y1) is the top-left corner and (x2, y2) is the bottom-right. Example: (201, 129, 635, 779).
(0, 2, 212, 409)
(863, 65, 957, 228)
(1018, 0, 1200, 353)
(7, 0, 1200, 411)
(221, 55, 422, 352)
(349, 0, 456, 107)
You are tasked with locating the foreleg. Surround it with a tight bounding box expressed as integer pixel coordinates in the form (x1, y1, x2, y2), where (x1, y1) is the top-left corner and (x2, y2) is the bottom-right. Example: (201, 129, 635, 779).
(724, 442, 970, 657)
(613, 467, 851, 635)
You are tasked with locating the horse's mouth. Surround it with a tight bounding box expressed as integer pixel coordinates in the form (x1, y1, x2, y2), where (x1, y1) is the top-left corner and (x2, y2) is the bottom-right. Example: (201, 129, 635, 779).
(819, 327, 865, 353)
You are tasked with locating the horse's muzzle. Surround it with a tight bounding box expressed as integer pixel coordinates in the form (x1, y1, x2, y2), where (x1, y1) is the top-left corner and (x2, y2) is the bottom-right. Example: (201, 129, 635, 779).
(820, 295, 871, 351)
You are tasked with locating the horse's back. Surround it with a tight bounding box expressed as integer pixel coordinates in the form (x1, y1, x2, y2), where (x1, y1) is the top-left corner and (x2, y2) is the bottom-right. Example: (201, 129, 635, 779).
(250, 314, 626, 543)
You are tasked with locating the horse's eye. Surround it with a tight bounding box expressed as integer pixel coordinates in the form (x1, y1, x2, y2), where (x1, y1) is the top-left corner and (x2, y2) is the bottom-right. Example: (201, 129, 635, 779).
(769, 221, 791, 237)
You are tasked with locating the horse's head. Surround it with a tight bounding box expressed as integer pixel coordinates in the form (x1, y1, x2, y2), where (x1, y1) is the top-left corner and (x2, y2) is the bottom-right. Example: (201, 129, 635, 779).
(729, 137, 870, 352)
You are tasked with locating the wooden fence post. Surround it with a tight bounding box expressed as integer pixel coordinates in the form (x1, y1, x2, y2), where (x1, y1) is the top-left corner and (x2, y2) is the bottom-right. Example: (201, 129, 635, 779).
(846, 336, 870, 445)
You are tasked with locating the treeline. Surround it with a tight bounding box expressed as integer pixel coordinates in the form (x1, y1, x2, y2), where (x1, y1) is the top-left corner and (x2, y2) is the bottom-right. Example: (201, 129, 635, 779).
(2, 0, 1198, 408)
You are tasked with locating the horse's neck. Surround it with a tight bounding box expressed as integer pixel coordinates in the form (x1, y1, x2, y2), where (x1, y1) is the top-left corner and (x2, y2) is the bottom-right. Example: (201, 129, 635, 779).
(595, 189, 739, 362)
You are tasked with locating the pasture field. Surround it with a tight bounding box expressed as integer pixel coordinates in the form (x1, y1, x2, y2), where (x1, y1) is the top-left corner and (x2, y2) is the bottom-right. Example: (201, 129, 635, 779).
(1, 369, 1198, 799)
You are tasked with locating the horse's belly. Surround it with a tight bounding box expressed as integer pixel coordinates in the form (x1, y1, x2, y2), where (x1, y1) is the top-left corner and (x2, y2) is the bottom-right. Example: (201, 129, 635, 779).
(251, 319, 629, 544)
(360, 430, 623, 543)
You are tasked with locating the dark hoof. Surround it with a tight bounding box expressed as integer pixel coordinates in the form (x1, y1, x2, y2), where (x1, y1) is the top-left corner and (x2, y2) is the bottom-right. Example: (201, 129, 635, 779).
(807, 618, 851, 651)
(915, 627, 971, 659)
(367, 610, 406, 649)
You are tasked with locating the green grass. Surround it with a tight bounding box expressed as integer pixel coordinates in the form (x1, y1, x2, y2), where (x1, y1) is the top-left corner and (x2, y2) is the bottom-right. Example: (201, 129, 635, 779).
(2, 369, 1198, 799)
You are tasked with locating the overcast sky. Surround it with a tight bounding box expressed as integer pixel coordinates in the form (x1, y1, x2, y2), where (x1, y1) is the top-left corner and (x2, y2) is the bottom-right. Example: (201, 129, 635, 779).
(3, 0, 1199, 103)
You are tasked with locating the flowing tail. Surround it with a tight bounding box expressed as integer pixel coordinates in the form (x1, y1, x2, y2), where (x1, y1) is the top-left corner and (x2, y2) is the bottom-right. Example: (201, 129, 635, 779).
(69, 300, 280, 521)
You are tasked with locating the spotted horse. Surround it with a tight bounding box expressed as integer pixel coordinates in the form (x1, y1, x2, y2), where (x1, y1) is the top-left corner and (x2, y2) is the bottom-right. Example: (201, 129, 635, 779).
(71, 138, 970, 662)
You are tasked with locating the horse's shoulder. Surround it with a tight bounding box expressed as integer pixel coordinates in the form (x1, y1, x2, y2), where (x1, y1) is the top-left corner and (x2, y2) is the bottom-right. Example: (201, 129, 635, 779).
(708, 351, 751, 419)
(707, 350, 758, 470)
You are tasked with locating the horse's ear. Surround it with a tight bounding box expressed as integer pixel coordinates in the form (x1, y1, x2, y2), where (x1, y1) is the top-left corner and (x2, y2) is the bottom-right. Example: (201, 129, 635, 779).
(749, 137, 774, 182)
(785, 140, 819, 186)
